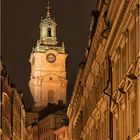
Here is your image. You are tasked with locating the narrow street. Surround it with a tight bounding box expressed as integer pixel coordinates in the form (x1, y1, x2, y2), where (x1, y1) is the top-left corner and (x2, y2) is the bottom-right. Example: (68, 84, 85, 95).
(1, 0, 140, 140)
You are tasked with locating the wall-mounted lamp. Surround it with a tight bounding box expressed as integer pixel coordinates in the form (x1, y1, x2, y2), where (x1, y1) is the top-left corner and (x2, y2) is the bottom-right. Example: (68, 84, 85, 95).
(118, 87, 126, 94)
(126, 74, 137, 80)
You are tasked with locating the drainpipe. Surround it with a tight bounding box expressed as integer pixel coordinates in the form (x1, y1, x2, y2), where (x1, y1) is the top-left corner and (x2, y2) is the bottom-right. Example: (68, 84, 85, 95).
(103, 55, 113, 140)
(108, 55, 113, 140)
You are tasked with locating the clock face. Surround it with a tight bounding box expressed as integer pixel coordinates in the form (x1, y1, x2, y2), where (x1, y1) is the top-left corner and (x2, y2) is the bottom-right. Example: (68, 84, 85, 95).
(46, 53, 56, 63)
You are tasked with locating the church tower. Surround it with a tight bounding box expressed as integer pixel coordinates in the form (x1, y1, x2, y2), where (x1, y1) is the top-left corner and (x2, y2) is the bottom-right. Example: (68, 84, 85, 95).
(29, 1, 68, 111)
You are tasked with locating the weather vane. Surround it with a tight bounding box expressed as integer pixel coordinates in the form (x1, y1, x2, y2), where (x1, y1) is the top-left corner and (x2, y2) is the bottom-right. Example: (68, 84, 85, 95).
(46, 0, 51, 17)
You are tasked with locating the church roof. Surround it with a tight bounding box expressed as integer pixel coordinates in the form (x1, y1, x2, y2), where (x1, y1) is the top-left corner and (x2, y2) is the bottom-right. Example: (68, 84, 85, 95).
(38, 101, 68, 121)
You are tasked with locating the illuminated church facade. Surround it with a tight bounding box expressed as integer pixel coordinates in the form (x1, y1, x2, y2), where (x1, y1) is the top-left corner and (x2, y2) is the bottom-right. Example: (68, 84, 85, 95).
(29, 2, 68, 111)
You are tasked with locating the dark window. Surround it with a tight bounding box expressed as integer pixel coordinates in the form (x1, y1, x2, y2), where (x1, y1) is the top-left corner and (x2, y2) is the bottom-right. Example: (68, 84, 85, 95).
(47, 28, 51, 37)
(48, 90, 54, 103)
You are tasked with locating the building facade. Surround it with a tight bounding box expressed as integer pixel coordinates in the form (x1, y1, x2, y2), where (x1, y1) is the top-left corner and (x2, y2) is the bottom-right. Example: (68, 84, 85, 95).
(26, 103, 68, 140)
(1, 62, 12, 140)
(67, 63, 85, 140)
(1, 61, 26, 140)
(34, 111, 67, 140)
(67, 0, 140, 140)
(26, 125, 32, 140)
(55, 126, 69, 140)
(0, 60, 2, 137)
(29, 2, 68, 111)
(12, 89, 26, 140)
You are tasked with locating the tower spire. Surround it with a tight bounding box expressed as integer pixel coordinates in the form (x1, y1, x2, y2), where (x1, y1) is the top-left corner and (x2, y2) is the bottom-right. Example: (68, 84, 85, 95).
(46, 0, 51, 18)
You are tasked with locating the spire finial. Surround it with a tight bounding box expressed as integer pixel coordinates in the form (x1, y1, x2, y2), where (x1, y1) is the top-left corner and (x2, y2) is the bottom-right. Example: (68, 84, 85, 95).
(46, 0, 51, 18)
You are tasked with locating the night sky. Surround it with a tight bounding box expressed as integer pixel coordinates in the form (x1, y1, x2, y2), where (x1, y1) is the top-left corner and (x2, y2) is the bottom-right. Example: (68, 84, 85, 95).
(2, 0, 97, 109)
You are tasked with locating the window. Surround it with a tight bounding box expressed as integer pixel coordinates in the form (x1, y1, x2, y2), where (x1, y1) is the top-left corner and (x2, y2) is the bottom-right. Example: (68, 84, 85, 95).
(63, 131, 65, 138)
(48, 124, 50, 130)
(115, 58, 119, 88)
(129, 23, 136, 64)
(114, 118, 119, 140)
(121, 44, 126, 78)
(48, 90, 54, 103)
(122, 109, 126, 140)
(45, 125, 48, 131)
(56, 135, 59, 140)
(49, 77, 52, 80)
(131, 98, 136, 135)
(47, 28, 52, 37)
